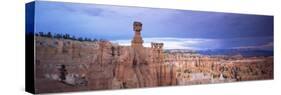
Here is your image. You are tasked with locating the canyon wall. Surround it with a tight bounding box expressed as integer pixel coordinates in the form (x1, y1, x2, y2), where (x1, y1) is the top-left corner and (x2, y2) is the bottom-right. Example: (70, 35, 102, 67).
(35, 37, 273, 93)
(164, 53, 273, 85)
(35, 37, 176, 93)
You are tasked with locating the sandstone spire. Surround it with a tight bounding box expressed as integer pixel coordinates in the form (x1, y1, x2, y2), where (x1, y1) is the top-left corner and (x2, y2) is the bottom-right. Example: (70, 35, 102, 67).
(131, 21, 144, 48)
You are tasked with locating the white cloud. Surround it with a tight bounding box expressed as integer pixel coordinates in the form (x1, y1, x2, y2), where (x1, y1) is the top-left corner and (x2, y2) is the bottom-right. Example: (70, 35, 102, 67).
(112, 37, 219, 50)
(233, 42, 273, 50)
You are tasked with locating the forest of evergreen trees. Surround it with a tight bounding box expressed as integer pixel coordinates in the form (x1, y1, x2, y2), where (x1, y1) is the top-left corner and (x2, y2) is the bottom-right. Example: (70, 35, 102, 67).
(35, 32, 107, 42)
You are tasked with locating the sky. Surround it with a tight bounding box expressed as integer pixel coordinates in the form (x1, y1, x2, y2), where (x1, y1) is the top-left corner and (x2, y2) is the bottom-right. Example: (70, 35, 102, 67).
(32, 1, 273, 50)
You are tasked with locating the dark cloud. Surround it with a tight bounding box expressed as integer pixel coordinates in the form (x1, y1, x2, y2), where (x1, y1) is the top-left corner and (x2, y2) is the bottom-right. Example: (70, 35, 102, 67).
(34, 1, 274, 50)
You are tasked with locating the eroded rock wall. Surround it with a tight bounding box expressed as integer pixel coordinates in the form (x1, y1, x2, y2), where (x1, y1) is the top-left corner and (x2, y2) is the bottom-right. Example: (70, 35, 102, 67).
(35, 37, 273, 93)
(35, 37, 175, 93)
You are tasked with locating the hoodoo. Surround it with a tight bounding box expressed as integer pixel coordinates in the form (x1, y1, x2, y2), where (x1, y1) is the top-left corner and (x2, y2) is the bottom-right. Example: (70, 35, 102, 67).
(131, 21, 144, 48)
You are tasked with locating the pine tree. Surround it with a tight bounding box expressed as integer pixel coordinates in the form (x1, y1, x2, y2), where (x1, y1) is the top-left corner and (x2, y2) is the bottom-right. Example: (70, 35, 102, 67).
(39, 32, 44, 36)
(47, 32, 52, 38)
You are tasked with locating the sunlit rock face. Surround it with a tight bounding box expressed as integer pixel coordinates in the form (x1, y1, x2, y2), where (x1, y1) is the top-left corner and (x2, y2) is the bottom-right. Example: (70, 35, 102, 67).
(114, 46, 157, 88)
(35, 37, 177, 92)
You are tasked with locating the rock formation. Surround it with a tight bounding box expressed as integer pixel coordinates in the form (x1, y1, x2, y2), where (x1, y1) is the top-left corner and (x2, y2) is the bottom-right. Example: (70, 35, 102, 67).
(35, 21, 176, 93)
(131, 21, 144, 48)
(34, 21, 273, 93)
(113, 21, 156, 88)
